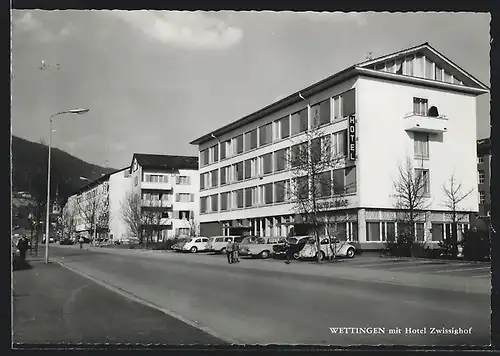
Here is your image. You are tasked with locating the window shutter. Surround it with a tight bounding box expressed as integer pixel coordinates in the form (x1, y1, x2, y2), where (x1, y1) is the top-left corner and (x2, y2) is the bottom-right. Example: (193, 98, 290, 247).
(187, 176, 191, 185)
(176, 176, 180, 184)
(175, 193, 180, 202)
(190, 210, 195, 218)
(190, 193, 194, 202)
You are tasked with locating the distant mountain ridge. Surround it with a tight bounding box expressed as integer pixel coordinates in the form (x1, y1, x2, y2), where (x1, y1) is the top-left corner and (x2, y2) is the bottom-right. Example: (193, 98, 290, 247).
(11, 135, 118, 201)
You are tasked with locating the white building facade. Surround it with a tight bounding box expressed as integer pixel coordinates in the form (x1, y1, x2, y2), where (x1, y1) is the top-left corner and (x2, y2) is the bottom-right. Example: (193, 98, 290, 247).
(190, 43, 489, 250)
(129, 154, 199, 240)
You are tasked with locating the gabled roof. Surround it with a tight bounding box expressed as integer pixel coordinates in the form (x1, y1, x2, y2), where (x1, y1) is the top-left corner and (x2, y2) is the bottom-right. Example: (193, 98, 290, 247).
(190, 42, 489, 146)
(131, 153, 198, 171)
(357, 42, 489, 90)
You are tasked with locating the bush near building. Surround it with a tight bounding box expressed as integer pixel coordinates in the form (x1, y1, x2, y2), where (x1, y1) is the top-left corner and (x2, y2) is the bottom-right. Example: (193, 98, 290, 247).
(459, 229, 490, 261)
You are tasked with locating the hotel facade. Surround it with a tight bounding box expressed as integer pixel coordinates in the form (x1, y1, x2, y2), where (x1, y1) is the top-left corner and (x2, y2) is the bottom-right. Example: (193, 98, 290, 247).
(191, 43, 489, 250)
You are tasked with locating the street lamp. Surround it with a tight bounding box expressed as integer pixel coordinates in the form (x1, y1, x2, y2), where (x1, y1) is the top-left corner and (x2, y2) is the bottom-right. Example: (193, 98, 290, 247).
(45, 108, 89, 264)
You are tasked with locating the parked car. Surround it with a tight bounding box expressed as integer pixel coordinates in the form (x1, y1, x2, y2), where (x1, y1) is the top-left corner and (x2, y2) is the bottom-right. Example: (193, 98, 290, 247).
(181, 237, 210, 253)
(239, 236, 281, 259)
(59, 238, 74, 245)
(297, 237, 356, 260)
(172, 237, 191, 251)
(206, 236, 240, 253)
(272, 236, 312, 259)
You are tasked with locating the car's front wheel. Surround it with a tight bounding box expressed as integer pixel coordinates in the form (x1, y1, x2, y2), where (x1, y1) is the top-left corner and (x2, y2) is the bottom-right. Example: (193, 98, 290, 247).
(316, 251, 326, 261)
(346, 248, 355, 258)
(190, 246, 198, 253)
(260, 250, 270, 259)
(220, 247, 226, 254)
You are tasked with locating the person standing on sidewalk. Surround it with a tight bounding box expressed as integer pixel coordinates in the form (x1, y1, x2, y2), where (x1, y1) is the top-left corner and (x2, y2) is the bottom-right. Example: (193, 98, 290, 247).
(16, 237, 29, 263)
(232, 239, 240, 263)
(79, 236, 84, 250)
(226, 240, 234, 264)
(284, 239, 292, 264)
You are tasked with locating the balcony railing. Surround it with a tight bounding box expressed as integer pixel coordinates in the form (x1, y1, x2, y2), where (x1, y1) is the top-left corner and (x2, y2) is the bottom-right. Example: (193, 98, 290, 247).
(403, 112, 448, 134)
(141, 181, 172, 190)
(142, 200, 173, 208)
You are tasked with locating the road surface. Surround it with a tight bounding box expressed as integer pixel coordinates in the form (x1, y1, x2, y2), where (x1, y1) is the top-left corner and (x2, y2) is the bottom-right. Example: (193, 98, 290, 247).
(46, 245, 490, 345)
(12, 259, 224, 346)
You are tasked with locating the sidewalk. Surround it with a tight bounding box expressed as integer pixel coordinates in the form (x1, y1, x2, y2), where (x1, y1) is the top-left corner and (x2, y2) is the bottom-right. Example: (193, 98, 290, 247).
(54, 245, 490, 295)
(12, 259, 224, 346)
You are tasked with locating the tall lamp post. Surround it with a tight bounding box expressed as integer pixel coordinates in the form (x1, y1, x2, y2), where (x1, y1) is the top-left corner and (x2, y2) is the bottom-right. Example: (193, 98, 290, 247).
(45, 108, 89, 264)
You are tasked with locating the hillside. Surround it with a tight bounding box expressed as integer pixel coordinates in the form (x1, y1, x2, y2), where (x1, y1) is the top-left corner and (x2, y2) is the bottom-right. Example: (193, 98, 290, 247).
(11, 135, 117, 201)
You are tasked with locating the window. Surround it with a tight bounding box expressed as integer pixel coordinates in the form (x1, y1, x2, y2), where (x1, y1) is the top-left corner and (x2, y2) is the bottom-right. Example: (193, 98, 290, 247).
(211, 194, 218, 212)
(261, 153, 273, 174)
(291, 143, 307, 167)
(395, 59, 403, 75)
(425, 58, 433, 80)
(200, 149, 209, 166)
(234, 162, 243, 181)
(332, 130, 347, 157)
(310, 99, 331, 128)
(311, 135, 331, 163)
(345, 166, 356, 194)
(274, 149, 287, 172)
(234, 134, 243, 155)
(177, 176, 189, 185)
(234, 189, 244, 208)
(176, 193, 192, 203)
(415, 223, 425, 241)
(415, 169, 430, 195)
(200, 197, 207, 213)
(291, 108, 308, 135)
(200, 174, 205, 190)
(479, 191, 485, 204)
(276, 116, 290, 140)
(178, 228, 190, 236)
(211, 144, 219, 163)
(245, 129, 257, 151)
(220, 140, 229, 160)
(210, 169, 218, 187)
(333, 96, 341, 121)
(274, 180, 288, 203)
(221, 192, 230, 211)
(414, 54, 424, 78)
(386, 222, 396, 242)
(443, 71, 452, 83)
(342, 89, 356, 118)
(245, 187, 255, 207)
(244, 159, 252, 179)
(179, 210, 191, 219)
(478, 156, 484, 164)
(431, 223, 443, 241)
(413, 97, 428, 116)
(404, 55, 414, 76)
(220, 166, 229, 185)
(435, 65, 443, 81)
(263, 183, 273, 204)
(367, 222, 381, 241)
(478, 170, 485, 184)
(317, 171, 332, 197)
(332, 169, 345, 195)
(414, 132, 429, 158)
(385, 60, 395, 73)
(295, 176, 309, 200)
(258, 123, 273, 146)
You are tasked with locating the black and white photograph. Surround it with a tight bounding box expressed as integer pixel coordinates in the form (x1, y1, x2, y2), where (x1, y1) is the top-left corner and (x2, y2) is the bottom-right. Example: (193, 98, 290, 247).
(11, 8, 492, 348)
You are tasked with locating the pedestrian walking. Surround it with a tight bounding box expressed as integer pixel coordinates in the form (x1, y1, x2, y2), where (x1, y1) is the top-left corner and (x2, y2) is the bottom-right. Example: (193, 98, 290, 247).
(232, 240, 240, 263)
(284, 239, 292, 264)
(16, 237, 29, 263)
(226, 239, 234, 264)
(78, 236, 84, 250)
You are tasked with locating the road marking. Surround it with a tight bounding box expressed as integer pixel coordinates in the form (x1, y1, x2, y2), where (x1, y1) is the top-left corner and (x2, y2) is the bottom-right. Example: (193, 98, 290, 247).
(428, 266, 491, 274)
(57, 262, 239, 345)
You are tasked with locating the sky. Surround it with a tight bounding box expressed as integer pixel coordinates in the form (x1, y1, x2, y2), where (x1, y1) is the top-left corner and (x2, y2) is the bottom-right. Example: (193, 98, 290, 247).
(11, 11, 491, 169)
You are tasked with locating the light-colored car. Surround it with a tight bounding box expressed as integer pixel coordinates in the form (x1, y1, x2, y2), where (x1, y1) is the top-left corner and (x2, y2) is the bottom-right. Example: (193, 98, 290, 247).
(181, 237, 210, 253)
(239, 236, 281, 259)
(298, 237, 356, 260)
(206, 236, 240, 253)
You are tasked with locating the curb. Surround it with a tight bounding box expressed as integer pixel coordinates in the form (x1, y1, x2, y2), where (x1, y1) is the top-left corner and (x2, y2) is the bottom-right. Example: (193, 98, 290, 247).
(56, 261, 239, 345)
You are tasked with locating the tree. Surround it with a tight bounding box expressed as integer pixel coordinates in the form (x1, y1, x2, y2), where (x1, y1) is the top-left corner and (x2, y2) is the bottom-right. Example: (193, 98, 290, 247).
(288, 122, 351, 263)
(121, 191, 143, 244)
(392, 157, 430, 256)
(188, 217, 200, 237)
(77, 185, 109, 247)
(61, 203, 77, 240)
(441, 174, 474, 256)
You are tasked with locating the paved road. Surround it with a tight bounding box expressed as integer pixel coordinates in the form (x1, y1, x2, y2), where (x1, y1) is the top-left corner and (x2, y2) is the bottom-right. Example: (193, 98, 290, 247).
(12, 259, 224, 346)
(49, 246, 490, 345)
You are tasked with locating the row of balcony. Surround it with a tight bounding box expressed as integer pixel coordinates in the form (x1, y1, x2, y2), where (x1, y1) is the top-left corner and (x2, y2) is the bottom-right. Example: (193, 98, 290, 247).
(403, 112, 448, 134)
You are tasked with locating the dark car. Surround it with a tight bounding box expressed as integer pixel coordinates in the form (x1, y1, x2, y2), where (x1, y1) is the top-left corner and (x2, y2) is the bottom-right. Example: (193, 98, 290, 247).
(59, 238, 74, 245)
(272, 236, 311, 259)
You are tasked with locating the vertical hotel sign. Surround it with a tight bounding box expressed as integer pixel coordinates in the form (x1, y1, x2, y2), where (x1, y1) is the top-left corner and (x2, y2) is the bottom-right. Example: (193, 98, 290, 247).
(348, 115, 356, 161)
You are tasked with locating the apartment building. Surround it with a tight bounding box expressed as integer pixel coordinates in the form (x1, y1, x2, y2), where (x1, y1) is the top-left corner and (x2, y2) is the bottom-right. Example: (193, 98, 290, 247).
(470, 137, 491, 231)
(190, 42, 489, 250)
(129, 153, 199, 240)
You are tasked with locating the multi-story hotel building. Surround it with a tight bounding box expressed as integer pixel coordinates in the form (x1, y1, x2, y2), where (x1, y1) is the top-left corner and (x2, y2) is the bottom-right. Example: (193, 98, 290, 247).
(129, 153, 199, 240)
(190, 43, 489, 250)
(471, 137, 491, 231)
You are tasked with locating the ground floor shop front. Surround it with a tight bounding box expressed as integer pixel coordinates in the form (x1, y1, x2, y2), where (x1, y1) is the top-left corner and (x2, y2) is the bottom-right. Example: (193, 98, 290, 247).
(200, 208, 471, 251)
